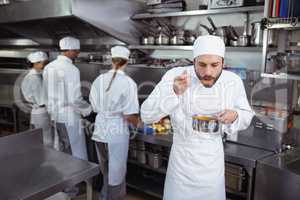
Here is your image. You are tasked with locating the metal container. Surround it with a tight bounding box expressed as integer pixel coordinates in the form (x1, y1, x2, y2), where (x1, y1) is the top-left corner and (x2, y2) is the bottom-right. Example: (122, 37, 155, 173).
(225, 163, 246, 193)
(147, 152, 162, 169)
(129, 141, 137, 159)
(0, 0, 10, 5)
(141, 36, 155, 45)
(136, 141, 146, 164)
(170, 35, 185, 45)
(250, 21, 263, 46)
(238, 35, 249, 46)
(192, 115, 219, 133)
(155, 34, 169, 45)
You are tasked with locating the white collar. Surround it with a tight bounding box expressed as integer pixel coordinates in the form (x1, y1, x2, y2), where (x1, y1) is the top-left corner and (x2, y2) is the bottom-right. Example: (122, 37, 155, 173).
(57, 55, 73, 63)
(28, 68, 42, 75)
(108, 69, 125, 75)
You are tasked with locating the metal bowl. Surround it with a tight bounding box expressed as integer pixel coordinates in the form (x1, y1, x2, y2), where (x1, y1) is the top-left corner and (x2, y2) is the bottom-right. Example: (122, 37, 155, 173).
(192, 115, 219, 133)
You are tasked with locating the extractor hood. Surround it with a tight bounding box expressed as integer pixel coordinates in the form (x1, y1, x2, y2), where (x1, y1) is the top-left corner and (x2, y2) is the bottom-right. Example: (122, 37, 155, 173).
(0, 0, 145, 47)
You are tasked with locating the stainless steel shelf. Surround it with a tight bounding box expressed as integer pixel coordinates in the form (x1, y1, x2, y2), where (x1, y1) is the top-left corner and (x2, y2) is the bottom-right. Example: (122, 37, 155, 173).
(128, 159, 167, 174)
(261, 73, 300, 80)
(129, 45, 263, 52)
(132, 6, 264, 19)
(266, 23, 300, 29)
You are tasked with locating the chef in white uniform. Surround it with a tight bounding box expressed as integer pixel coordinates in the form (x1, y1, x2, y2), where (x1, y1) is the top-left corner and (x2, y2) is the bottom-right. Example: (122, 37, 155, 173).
(43, 36, 91, 160)
(141, 35, 254, 200)
(89, 46, 141, 200)
(21, 51, 53, 147)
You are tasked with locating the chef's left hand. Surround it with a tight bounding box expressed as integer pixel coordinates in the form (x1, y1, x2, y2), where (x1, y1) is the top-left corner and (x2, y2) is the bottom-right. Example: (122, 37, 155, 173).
(217, 109, 238, 124)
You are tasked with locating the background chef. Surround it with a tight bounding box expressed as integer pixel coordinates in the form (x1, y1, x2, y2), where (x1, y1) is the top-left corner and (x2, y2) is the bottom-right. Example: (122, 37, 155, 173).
(21, 51, 53, 147)
(90, 46, 141, 200)
(43, 36, 91, 160)
(141, 35, 254, 200)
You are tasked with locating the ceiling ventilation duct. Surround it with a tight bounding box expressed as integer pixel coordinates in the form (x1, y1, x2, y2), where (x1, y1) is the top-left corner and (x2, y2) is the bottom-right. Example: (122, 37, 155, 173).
(0, 0, 145, 47)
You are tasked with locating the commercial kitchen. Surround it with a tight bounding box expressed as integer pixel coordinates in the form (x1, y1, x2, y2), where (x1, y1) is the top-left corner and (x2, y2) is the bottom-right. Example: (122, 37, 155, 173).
(0, 0, 300, 200)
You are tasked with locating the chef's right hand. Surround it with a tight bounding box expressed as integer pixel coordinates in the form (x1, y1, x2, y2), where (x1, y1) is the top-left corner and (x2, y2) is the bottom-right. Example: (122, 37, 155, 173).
(173, 70, 190, 95)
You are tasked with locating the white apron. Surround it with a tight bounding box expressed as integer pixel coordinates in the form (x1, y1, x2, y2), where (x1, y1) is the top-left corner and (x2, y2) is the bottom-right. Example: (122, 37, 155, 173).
(31, 107, 53, 147)
(93, 112, 130, 186)
(107, 139, 129, 185)
(64, 111, 88, 160)
(163, 82, 226, 200)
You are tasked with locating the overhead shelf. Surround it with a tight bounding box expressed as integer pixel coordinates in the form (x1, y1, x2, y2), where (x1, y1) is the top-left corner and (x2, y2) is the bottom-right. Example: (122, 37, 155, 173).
(132, 6, 264, 19)
(261, 73, 300, 80)
(129, 45, 263, 52)
(265, 23, 300, 29)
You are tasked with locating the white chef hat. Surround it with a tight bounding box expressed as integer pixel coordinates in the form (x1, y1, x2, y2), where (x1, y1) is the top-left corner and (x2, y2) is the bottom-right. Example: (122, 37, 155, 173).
(27, 51, 48, 63)
(193, 35, 225, 59)
(59, 36, 80, 50)
(111, 46, 130, 60)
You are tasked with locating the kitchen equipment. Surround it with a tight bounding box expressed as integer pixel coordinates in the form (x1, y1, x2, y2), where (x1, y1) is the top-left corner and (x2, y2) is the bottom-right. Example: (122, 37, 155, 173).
(129, 141, 137, 159)
(207, 16, 228, 45)
(199, 0, 208, 9)
(238, 20, 250, 46)
(253, 105, 292, 133)
(136, 141, 146, 164)
(141, 35, 155, 45)
(266, 51, 300, 74)
(230, 40, 238, 46)
(0, 0, 9, 5)
(155, 25, 170, 45)
(209, 0, 244, 9)
(238, 35, 249, 46)
(170, 35, 185, 45)
(170, 29, 186, 45)
(155, 34, 170, 45)
(250, 21, 263, 46)
(147, 152, 162, 169)
(225, 163, 247, 193)
(192, 115, 219, 133)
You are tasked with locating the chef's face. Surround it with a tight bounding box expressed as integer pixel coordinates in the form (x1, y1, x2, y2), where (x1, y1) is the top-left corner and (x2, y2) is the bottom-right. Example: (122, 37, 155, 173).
(33, 61, 48, 72)
(194, 54, 223, 88)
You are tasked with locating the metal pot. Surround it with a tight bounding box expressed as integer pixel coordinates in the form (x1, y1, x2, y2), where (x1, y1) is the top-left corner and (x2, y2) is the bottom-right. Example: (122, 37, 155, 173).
(230, 40, 238, 47)
(155, 34, 169, 45)
(141, 36, 155, 45)
(238, 35, 249, 46)
(170, 35, 185, 45)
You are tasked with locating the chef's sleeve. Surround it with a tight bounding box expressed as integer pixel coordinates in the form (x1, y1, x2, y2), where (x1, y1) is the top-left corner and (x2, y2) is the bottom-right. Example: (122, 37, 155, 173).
(123, 80, 139, 115)
(141, 69, 180, 124)
(68, 68, 92, 116)
(89, 78, 99, 113)
(225, 78, 254, 134)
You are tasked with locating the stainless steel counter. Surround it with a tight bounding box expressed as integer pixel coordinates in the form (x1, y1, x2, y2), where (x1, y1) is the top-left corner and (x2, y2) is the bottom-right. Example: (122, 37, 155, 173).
(254, 148, 300, 200)
(133, 133, 274, 168)
(0, 129, 100, 200)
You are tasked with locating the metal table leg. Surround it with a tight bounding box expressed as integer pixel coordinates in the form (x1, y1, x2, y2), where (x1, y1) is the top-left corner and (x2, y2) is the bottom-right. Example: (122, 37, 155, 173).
(86, 179, 93, 200)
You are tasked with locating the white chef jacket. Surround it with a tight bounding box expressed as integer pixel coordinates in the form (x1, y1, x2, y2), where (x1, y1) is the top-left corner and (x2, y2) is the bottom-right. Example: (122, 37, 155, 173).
(43, 55, 91, 124)
(21, 69, 45, 109)
(43, 55, 91, 160)
(141, 65, 254, 200)
(21, 68, 53, 147)
(89, 69, 139, 144)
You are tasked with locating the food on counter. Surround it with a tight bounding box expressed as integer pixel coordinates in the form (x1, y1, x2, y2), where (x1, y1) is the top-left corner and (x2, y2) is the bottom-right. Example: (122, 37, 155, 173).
(151, 117, 172, 135)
